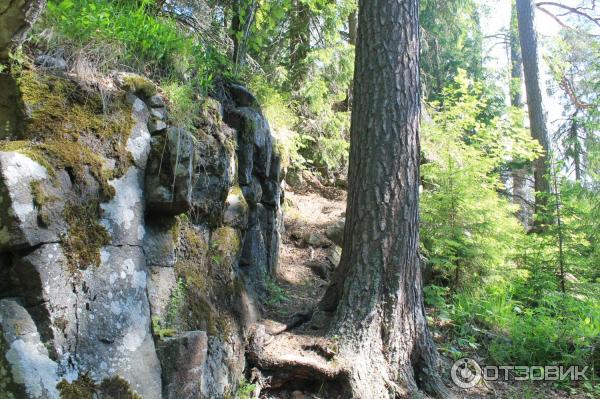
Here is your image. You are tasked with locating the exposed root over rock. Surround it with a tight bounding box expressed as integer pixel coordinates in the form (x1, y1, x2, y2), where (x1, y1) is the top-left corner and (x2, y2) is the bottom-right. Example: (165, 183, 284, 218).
(246, 321, 349, 394)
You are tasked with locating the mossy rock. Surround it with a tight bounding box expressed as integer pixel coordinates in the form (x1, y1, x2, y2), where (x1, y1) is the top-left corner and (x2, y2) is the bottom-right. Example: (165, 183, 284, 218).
(56, 373, 96, 399)
(17, 70, 134, 143)
(57, 374, 141, 399)
(61, 201, 111, 271)
(0, 328, 24, 399)
(0, 68, 142, 271)
(118, 73, 157, 99)
(30, 179, 55, 227)
(273, 138, 291, 171)
(0, 74, 24, 139)
(1, 68, 136, 200)
(170, 221, 240, 338)
(98, 376, 142, 399)
(211, 226, 241, 268)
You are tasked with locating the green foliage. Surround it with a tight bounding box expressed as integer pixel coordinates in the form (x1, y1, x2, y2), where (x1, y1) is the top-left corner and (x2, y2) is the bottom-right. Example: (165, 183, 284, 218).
(262, 272, 289, 306)
(161, 80, 201, 129)
(420, 0, 484, 100)
(546, 28, 600, 183)
(248, 46, 353, 178)
(422, 73, 600, 389)
(449, 283, 600, 369)
(151, 316, 176, 340)
(420, 73, 540, 288)
(40, 0, 232, 119)
(233, 378, 255, 399)
(151, 278, 187, 339)
(290, 44, 353, 177)
(46, 0, 189, 73)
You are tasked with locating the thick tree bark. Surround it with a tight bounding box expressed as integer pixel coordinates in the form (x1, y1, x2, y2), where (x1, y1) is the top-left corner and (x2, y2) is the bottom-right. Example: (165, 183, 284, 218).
(516, 0, 551, 222)
(319, 0, 450, 396)
(510, 1, 532, 228)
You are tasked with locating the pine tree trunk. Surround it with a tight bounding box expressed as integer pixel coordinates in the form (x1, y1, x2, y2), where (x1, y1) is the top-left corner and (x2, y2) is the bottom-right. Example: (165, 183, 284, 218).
(289, 0, 311, 87)
(570, 115, 582, 181)
(230, 0, 242, 64)
(516, 0, 551, 222)
(510, 1, 532, 228)
(320, 0, 450, 396)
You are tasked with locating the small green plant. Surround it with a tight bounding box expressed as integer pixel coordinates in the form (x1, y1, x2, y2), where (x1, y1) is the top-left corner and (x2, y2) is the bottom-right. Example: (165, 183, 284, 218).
(151, 316, 176, 340)
(161, 80, 200, 130)
(164, 278, 187, 326)
(151, 278, 187, 339)
(262, 272, 289, 306)
(234, 378, 255, 399)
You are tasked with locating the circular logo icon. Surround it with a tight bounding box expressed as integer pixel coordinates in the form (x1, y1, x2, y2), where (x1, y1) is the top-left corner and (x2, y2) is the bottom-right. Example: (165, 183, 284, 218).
(451, 358, 482, 389)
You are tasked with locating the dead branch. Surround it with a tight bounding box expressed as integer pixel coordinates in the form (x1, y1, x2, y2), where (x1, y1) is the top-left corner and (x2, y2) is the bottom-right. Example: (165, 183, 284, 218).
(536, 1, 600, 28)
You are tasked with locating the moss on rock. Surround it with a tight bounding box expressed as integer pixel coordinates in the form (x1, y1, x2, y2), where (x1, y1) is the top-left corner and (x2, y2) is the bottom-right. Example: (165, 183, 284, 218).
(57, 374, 141, 399)
(98, 376, 142, 399)
(273, 138, 290, 170)
(170, 221, 240, 339)
(56, 373, 96, 399)
(120, 74, 157, 99)
(1, 68, 136, 200)
(61, 201, 111, 271)
(211, 226, 241, 269)
(17, 70, 134, 142)
(29, 180, 55, 227)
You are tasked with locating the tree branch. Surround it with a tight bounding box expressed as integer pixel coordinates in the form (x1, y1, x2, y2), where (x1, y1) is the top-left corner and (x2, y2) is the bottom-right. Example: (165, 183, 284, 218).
(536, 1, 600, 28)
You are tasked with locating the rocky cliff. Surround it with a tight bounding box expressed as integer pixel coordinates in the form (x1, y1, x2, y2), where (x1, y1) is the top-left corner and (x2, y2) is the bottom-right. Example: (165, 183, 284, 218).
(0, 65, 284, 398)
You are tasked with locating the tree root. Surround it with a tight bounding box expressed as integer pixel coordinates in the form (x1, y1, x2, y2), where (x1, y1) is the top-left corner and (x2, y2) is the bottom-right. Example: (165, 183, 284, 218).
(246, 321, 348, 391)
(246, 320, 454, 398)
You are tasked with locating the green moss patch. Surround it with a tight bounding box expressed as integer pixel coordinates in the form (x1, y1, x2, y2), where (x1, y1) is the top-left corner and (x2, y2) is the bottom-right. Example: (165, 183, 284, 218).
(61, 202, 111, 271)
(29, 180, 55, 227)
(120, 74, 157, 99)
(98, 376, 142, 399)
(57, 374, 141, 399)
(1, 69, 136, 200)
(210, 226, 241, 270)
(17, 70, 134, 142)
(56, 373, 96, 399)
(169, 221, 240, 339)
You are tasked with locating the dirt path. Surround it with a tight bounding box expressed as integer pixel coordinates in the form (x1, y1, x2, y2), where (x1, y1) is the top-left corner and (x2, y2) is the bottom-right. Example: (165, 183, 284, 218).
(259, 186, 587, 399)
(263, 187, 346, 327)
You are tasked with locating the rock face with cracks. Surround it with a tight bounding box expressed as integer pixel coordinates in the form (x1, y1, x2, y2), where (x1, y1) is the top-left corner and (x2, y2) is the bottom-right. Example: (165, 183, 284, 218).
(0, 67, 283, 398)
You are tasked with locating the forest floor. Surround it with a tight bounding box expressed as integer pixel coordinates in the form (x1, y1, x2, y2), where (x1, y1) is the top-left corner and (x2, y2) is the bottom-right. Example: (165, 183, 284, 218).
(259, 183, 589, 399)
